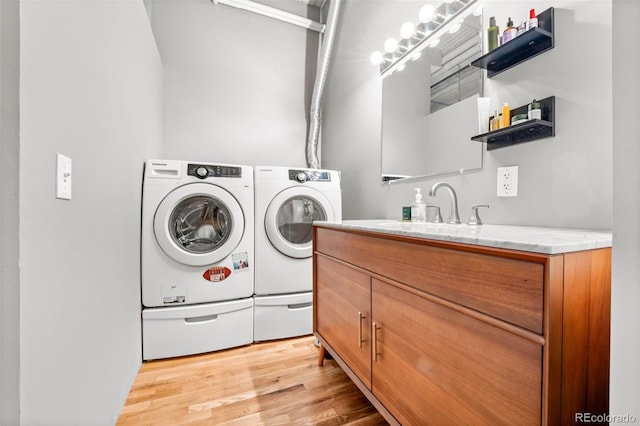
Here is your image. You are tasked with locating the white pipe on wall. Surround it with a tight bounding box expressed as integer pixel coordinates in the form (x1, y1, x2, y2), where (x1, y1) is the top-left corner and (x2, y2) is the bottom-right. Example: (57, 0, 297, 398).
(211, 0, 325, 32)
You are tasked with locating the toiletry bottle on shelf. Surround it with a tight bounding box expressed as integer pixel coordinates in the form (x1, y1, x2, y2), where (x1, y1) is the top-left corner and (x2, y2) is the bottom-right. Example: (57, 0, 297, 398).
(502, 17, 517, 44)
(528, 99, 542, 120)
(411, 188, 427, 223)
(502, 103, 511, 127)
(487, 16, 499, 51)
(527, 9, 538, 30)
(490, 109, 501, 131)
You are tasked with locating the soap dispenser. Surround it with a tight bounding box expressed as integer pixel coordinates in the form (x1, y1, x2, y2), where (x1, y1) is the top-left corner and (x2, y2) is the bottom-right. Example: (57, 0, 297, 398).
(411, 188, 427, 223)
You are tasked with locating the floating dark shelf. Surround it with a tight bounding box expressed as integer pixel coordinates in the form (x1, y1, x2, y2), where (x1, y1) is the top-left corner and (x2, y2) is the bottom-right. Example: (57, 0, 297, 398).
(472, 120, 554, 150)
(471, 96, 555, 150)
(471, 7, 554, 78)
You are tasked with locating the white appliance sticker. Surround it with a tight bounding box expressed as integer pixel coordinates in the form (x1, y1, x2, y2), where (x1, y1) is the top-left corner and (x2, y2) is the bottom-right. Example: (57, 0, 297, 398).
(162, 284, 186, 304)
(232, 252, 250, 271)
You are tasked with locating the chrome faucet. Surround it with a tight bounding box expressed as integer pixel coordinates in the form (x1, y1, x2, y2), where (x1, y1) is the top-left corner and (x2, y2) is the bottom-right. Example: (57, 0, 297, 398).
(428, 182, 461, 224)
(468, 204, 489, 226)
(426, 204, 444, 223)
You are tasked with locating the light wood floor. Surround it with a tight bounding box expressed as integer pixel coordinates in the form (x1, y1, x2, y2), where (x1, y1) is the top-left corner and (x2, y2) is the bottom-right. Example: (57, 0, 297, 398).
(118, 335, 388, 425)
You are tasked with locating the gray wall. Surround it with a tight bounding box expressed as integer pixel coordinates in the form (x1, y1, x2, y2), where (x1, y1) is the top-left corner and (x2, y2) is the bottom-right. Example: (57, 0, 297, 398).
(323, 0, 612, 231)
(16, 0, 163, 423)
(0, 0, 20, 423)
(152, 0, 320, 167)
(612, 0, 640, 420)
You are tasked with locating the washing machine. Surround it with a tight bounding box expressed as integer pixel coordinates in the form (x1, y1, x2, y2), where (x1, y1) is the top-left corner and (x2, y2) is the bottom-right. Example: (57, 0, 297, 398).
(141, 159, 254, 360)
(254, 165, 341, 341)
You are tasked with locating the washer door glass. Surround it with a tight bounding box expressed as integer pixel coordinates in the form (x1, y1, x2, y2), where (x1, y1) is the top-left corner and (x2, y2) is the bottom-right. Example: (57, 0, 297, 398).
(170, 196, 231, 253)
(265, 187, 335, 259)
(154, 183, 244, 266)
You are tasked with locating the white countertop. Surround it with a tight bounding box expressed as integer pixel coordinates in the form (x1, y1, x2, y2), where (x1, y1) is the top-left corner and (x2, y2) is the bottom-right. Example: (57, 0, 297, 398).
(316, 220, 612, 254)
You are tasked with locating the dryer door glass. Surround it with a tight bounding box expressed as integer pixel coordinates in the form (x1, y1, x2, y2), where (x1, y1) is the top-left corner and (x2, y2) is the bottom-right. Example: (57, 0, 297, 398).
(264, 186, 334, 259)
(276, 196, 326, 245)
(169, 196, 232, 254)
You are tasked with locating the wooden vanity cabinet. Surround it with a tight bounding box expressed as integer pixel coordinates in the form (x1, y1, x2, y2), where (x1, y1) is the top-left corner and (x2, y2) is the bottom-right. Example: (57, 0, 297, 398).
(313, 225, 611, 426)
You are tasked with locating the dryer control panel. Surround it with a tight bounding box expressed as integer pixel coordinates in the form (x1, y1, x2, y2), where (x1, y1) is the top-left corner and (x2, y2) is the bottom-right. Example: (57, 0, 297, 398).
(188, 164, 242, 179)
(289, 169, 331, 183)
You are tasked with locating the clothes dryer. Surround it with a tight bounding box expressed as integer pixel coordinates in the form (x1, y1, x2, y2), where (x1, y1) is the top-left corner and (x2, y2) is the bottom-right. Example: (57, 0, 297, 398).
(253, 165, 341, 341)
(141, 159, 254, 359)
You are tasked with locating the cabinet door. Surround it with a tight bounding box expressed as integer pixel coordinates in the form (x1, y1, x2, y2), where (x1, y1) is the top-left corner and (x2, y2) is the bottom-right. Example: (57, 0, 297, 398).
(315, 255, 372, 389)
(371, 278, 542, 425)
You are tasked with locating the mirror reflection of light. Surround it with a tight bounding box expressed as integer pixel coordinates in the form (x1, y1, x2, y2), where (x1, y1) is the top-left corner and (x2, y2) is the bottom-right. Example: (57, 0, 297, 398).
(397, 63, 406, 72)
(448, 21, 462, 33)
(412, 52, 422, 61)
(428, 38, 440, 48)
(473, 5, 483, 16)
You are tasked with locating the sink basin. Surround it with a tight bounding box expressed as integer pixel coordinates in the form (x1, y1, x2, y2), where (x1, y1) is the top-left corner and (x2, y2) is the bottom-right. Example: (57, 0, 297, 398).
(377, 221, 466, 229)
(376, 221, 406, 227)
(374, 221, 477, 236)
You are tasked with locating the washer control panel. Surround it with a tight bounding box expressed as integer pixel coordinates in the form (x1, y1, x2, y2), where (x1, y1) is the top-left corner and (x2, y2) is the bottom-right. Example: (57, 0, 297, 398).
(187, 164, 242, 179)
(289, 169, 332, 183)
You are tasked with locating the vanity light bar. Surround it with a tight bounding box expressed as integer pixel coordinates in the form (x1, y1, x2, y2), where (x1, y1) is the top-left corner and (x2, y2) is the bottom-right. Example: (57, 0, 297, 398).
(373, 0, 479, 78)
(211, 0, 325, 33)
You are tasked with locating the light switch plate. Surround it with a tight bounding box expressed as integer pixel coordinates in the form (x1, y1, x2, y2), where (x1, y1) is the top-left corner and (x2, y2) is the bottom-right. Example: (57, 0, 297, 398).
(497, 165, 518, 197)
(56, 153, 72, 200)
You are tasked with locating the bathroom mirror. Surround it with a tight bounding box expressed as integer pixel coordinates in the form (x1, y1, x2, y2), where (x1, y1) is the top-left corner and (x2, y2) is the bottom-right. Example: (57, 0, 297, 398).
(381, 12, 483, 183)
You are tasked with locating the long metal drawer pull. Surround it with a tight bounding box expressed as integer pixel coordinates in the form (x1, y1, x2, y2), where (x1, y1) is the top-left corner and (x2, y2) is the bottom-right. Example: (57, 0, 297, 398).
(358, 311, 367, 348)
(184, 314, 218, 323)
(373, 322, 381, 361)
(287, 302, 313, 310)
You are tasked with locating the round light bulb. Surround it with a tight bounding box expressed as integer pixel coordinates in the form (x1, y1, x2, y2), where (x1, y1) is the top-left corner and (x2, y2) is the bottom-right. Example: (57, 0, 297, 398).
(418, 4, 436, 23)
(400, 22, 416, 39)
(384, 37, 398, 53)
(370, 51, 384, 65)
(443, 0, 454, 3)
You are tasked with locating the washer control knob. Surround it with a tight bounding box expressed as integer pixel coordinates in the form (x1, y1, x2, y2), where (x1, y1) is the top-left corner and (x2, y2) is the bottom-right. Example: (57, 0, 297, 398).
(295, 172, 307, 183)
(196, 167, 208, 178)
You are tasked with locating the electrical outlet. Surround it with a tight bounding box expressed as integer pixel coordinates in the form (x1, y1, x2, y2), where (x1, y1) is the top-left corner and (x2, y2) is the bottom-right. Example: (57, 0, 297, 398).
(497, 166, 518, 197)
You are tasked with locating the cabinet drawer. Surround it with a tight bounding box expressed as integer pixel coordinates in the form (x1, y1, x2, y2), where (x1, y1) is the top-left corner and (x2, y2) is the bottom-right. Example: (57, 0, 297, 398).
(315, 227, 544, 334)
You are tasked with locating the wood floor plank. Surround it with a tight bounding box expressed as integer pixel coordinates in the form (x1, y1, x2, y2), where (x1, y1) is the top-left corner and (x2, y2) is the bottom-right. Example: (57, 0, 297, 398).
(118, 336, 387, 425)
